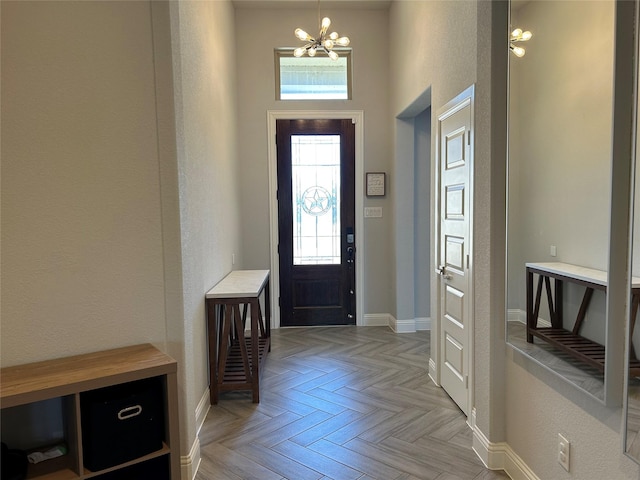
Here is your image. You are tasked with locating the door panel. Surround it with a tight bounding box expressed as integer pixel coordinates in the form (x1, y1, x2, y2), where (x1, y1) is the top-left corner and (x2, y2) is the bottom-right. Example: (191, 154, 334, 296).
(438, 95, 472, 416)
(277, 119, 356, 327)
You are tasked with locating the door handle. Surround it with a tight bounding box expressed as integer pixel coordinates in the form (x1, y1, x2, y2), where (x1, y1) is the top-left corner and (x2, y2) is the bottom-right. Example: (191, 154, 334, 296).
(346, 246, 355, 264)
(437, 265, 452, 280)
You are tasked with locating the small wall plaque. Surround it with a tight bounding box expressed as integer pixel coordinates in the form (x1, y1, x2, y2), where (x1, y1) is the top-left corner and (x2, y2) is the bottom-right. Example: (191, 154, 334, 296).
(366, 172, 386, 197)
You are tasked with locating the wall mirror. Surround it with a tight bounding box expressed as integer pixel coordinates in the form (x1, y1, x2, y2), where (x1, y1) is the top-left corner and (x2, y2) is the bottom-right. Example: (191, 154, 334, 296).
(625, 133, 640, 461)
(506, 0, 617, 404)
(625, 5, 640, 458)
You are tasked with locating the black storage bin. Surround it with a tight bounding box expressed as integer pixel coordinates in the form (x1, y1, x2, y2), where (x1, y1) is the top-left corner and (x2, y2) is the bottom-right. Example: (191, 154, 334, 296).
(80, 377, 165, 472)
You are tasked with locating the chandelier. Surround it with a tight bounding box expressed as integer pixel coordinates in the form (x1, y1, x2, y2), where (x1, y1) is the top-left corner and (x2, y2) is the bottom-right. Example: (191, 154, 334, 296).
(509, 27, 532, 57)
(293, 6, 350, 61)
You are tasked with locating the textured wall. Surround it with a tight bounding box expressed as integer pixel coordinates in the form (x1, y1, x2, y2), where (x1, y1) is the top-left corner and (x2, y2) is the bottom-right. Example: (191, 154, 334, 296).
(1, 1, 168, 365)
(234, 4, 392, 316)
(169, 0, 241, 456)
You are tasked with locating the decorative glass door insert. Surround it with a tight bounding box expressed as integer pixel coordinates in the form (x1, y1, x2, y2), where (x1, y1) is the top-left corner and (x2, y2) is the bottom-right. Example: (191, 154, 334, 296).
(291, 134, 341, 265)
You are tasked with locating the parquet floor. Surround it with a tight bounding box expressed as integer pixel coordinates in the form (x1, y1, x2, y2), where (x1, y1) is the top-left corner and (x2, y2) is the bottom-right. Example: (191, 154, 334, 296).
(196, 326, 509, 480)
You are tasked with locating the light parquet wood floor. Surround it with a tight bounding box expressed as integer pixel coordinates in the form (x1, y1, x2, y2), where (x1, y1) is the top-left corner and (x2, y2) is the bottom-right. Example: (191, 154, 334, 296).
(197, 326, 509, 480)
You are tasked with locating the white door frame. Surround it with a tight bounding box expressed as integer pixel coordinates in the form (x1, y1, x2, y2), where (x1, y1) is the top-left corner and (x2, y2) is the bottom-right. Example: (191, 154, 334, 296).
(267, 110, 365, 328)
(434, 86, 475, 416)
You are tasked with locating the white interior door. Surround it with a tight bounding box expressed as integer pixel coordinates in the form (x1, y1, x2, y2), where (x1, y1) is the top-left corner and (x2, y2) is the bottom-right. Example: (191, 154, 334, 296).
(437, 89, 473, 416)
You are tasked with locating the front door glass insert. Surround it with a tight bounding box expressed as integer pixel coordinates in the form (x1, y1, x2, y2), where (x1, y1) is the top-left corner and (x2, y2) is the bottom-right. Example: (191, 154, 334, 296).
(291, 134, 341, 265)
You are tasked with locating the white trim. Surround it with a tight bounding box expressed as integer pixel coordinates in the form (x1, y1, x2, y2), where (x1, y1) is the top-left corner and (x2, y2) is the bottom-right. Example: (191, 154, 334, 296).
(267, 110, 365, 329)
(186, 388, 210, 479)
(181, 436, 202, 480)
(471, 409, 539, 480)
(390, 317, 417, 333)
(363, 313, 391, 327)
(507, 308, 551, 328)
(429, 358, 439, 385)
(415, 316, 431, 331)
(387, 316, 432, 333)
(195, 388, 211, 435)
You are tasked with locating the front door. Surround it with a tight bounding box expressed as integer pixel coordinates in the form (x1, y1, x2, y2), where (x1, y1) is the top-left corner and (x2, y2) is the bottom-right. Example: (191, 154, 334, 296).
(276, 119, 356, 327)
(437, 89, 474, 416)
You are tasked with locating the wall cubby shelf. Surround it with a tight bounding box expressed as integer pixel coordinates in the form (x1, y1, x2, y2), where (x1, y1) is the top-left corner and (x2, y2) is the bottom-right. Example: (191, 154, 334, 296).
(0, 344, 180, 479)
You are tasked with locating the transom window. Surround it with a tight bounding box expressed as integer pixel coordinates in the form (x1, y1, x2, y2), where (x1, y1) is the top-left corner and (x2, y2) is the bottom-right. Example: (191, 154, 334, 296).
(275, 48, 352, 100)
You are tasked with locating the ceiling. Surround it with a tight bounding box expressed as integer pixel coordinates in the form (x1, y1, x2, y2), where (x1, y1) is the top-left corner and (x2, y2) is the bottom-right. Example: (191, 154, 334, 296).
(231, 0, 392, 10)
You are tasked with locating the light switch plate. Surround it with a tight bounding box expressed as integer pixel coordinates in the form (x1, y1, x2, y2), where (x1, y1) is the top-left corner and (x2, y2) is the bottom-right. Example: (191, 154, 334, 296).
(365, 207, 383, 218)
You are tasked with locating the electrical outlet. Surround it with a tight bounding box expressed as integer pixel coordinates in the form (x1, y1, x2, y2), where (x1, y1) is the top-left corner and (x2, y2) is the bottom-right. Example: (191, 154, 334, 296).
(232, 253, 236, 265)
(558, 433, 570, 472)
(550, 245, 557, 257)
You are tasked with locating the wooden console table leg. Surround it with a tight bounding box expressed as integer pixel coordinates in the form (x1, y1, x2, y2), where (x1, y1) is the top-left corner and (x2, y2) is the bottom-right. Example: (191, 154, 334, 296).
(630, 292, 640, 361)
(207, 300, 219, 405)
(526, 269, 533, 342)
(572, 287, 594, 336)
(250, 298, 260, 403)
(265, 279, 271, 351)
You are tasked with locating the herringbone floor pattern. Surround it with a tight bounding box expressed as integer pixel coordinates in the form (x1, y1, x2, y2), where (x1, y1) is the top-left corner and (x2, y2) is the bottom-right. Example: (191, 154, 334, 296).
(197, 326, 509, 480)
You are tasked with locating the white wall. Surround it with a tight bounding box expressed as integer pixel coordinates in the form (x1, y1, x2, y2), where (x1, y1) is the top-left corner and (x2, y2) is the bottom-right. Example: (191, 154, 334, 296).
(234, 4, 392, 317)
(507, 1, 615, 326)
(504, 2, 639, 479)
(168, 0, 241, 464)
(1, 1, 168, 365)
(1, 0, 242, 469)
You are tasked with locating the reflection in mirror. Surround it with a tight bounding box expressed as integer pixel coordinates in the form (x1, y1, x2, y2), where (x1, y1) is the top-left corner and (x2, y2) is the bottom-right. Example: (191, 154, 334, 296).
(625, 39, 640, 462)
(506, 0, 616, 402)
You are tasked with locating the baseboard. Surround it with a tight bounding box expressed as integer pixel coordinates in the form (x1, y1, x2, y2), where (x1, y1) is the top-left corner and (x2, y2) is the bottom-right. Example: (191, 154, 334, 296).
(195, 388, 210, 435)
(363, 313, 392, 327)
(390, 317, 416, 333)
(182, 389, 210, 480)
(471, 409, 540, 480)
(181, 436, 201, 480)
(387, 316, 432, 333)
(415, 317, 431, 331)
(507, 309, 550, 328)
(428, 357, 439, 385)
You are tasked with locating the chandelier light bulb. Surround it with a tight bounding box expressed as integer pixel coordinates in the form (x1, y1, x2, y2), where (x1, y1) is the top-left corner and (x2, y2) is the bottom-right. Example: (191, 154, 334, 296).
(328, 50, 339, 61)
(293, 47, 306, 57)
(324, 39, 334, 49)
(335, 36, 350, 46)
(308, 46, 317, 57)
(329, 31, 339, 40)
(511, 45, 525, 57)
(321, 17, 331, 29)
(521, 30, 532, 41)
(295, 28, 312, 41)
(511, 28, 522, 39)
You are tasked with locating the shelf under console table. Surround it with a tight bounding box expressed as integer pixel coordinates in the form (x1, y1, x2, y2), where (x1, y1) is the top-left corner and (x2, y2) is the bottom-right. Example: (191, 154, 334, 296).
(206, 269, 271, 404)
(526, 262, 640, 375)
(0, 344, 180, 480)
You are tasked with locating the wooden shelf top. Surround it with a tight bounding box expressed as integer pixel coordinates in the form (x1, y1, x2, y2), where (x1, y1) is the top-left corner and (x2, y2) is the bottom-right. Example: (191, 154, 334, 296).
(1, 344, 176, 408)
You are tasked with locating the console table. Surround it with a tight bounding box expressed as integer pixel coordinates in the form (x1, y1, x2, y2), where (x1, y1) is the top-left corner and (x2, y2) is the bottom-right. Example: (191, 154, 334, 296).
(206, 270, 270, 404)
(526, 262, 640, 374)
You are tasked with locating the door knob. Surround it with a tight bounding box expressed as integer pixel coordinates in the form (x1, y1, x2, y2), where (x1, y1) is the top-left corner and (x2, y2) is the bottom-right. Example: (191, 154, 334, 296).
(437, 265, 452, 280)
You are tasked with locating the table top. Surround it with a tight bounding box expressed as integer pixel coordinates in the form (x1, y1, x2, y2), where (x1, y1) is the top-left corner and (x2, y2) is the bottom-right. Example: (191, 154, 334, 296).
(206, 270, 270, 299)
(526, 262, 640, 288)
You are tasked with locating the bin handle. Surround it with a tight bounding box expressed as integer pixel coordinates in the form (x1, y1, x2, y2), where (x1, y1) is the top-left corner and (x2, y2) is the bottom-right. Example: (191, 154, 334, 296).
(118, 405, 142, 420)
